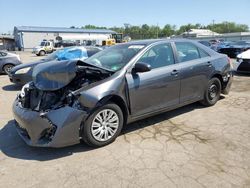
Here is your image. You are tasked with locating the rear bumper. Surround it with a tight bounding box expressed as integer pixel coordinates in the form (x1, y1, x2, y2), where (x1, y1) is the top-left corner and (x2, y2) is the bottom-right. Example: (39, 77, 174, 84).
(222, 72, 233, 95)
(13, 99, 87, 148)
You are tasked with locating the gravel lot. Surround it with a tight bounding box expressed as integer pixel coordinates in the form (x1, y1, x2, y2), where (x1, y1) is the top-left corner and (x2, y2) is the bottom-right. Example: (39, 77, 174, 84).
(0, 52, 250, 188)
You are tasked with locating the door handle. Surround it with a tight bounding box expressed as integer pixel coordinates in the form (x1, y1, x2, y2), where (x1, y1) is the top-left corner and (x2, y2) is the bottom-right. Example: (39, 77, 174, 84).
(171, 69, 179, 76)
(207, 61, 212, 67)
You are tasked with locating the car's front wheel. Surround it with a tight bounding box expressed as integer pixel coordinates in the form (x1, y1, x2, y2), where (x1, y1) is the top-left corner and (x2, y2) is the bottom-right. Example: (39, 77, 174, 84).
(200, 77, 221, 106)
(82, 103, 124, 147)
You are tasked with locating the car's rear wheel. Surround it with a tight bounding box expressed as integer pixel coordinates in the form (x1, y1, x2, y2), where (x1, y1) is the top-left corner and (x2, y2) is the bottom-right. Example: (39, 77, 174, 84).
(3, 64, 14, 74)
(82, 103, 124, 147)
(200, 77, 221, 106)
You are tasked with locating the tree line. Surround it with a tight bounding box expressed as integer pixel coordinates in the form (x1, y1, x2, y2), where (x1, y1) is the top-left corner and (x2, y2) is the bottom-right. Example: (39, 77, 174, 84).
(70, 21, 249, 39)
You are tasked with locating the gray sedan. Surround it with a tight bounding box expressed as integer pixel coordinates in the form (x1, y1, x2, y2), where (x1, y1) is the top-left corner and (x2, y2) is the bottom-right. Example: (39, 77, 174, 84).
(13, 39, 233, 148)
(0, 51, 21, 74)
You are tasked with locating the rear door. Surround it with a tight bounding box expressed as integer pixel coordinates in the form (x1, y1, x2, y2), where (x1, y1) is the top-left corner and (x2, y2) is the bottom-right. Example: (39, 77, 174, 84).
(126, 42, 181, 117)
(174, 42, 213, 104)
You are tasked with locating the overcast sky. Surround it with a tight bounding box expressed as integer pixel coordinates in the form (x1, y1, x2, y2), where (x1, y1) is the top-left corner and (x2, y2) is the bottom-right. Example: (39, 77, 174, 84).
(0, 0, 249, 33)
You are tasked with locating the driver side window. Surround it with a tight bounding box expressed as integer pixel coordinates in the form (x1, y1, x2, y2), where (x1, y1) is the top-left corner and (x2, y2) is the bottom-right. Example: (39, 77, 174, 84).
(137, 43, 174, 69)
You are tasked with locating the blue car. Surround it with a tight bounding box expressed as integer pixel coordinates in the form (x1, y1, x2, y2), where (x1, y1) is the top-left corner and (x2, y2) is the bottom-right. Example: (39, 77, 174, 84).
(9, 46, 102, 85)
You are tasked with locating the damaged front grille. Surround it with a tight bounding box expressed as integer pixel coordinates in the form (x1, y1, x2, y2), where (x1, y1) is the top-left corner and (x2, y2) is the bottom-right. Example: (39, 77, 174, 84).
(19, 82, 65, 111)
(18, 65, 112, 112)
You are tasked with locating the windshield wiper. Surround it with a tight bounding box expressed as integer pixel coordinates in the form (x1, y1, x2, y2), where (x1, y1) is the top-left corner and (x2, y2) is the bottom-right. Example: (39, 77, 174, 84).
(77, 61, 115, 73)
(77, 65, 114, 74)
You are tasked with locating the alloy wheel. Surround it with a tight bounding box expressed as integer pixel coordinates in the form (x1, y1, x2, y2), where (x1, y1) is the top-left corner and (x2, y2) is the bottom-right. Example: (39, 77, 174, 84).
(208, 84, 218, 100)
(91, 109, 119, 142)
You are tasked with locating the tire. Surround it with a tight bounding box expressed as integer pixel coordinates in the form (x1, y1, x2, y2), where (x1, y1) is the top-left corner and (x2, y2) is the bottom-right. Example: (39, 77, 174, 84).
(82, 103, 124, 147)
(3, 64, 14, 74)
(200, 77, 221, 106)
(39, 50, 45, 56)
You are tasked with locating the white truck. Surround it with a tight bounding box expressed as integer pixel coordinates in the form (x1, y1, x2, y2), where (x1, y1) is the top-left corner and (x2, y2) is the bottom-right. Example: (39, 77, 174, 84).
(33, 40, 78, 56)
(32, 40, 56, 56)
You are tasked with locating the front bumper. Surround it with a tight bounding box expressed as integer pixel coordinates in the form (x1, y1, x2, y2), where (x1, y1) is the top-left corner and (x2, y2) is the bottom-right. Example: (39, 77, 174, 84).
(12, 99, 87, 147)
(236, 59, 250, 73)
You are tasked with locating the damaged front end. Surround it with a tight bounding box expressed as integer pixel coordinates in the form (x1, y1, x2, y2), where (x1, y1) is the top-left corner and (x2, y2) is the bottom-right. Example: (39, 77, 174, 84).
(13, 60, 113, 147)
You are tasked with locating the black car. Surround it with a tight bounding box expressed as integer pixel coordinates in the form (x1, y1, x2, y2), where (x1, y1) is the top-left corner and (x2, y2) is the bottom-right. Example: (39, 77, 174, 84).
(12, 39, 233, 148)
(236, 50, 250, 73)
(218, 41, 250, 58)
(9, 46, 102, 85)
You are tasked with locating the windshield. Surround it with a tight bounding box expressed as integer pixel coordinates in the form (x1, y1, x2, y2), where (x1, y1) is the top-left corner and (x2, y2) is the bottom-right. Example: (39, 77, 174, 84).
(84, 44, 145, 71)
(40, 41, 46, 46)
(44, 48, 86, 61)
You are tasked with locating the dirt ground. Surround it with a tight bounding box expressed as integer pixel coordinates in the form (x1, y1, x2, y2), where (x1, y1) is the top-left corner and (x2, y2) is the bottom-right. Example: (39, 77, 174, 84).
(0, 52, 250, 188)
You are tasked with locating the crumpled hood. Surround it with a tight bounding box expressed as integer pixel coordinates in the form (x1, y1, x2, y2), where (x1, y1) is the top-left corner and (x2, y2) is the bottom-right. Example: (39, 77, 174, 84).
(32, 60, 77, 91)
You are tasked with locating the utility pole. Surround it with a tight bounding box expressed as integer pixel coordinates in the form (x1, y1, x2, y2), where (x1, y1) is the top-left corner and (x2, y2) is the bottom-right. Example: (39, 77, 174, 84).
(156, 23, 159, 39)
(212, 19, 215, 38)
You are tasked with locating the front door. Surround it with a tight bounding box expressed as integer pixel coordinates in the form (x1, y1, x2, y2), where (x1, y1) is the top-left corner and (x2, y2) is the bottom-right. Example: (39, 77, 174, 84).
(126, 43, 181, 117)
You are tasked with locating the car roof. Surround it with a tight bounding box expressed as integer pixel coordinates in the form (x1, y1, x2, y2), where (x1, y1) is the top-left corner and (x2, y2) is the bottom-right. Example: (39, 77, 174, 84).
(123, 38, 218, 56)
(124, 38, 199, 46)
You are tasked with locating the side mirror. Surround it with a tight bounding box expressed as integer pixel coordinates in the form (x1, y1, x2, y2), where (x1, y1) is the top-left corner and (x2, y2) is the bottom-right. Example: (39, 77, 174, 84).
(133, 62, 151, 73)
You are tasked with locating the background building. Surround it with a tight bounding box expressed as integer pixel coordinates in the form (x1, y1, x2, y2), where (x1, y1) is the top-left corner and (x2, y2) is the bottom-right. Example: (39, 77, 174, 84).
(181, 29, 220, 38)
(0, 35, 15, 51)
(13, 26, 116, 50)
(179, 29, 250, 41)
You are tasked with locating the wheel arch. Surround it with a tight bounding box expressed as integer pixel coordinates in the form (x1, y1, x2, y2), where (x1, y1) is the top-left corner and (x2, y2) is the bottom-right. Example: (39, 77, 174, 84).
(210, 73, 225, 90)
(96, 95, 128, 125)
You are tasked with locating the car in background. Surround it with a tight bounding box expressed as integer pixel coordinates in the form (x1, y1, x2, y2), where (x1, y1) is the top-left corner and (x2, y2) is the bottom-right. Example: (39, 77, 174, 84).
(236, 49, 250, 73)
(218, 41, 250, 58)
(215, 41, 233, 52)
(198, 40, 218, 51)
(0, 51, 21, 74)
(9, 46, 102, 85)
(12, 39, 233, 148)
(198, 40, 211, 47)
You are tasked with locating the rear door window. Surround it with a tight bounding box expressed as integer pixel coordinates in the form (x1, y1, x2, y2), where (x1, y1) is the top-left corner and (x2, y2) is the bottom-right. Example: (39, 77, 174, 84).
(198, 48, 210, 58)
(175, 42, 203, 62)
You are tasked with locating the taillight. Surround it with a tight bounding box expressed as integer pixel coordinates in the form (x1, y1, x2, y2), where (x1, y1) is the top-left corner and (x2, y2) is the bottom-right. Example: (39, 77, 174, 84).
(227, 57, 233, 69)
